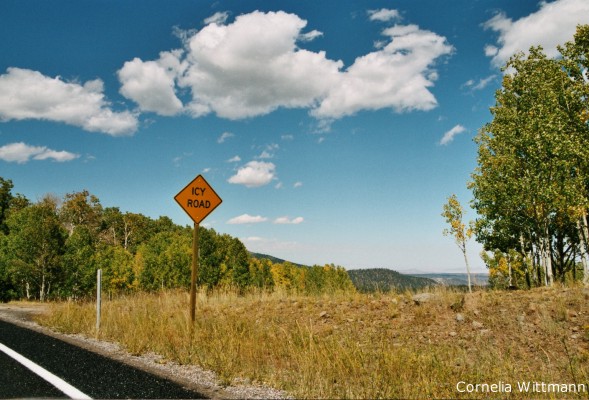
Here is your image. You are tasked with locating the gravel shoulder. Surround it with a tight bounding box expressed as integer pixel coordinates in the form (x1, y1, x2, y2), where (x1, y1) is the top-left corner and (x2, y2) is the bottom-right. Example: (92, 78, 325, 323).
(0, 302, 289, 400)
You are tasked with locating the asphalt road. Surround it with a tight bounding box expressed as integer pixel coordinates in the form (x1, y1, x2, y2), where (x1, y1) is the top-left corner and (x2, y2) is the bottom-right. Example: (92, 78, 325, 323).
(0, 319, 207, 399)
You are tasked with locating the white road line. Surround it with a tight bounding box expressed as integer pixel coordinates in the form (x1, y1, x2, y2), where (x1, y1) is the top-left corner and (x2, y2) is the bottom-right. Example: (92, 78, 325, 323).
(0, 341, 92, 399)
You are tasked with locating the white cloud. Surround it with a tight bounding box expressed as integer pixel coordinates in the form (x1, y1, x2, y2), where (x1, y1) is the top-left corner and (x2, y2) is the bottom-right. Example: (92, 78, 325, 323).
(204, 11, 229, 25)
(118, 51, 185, 116)
(118, 10, 452, 122)
(217, 131, 234, 143)
(274, 216, 304, 224)
(257, 151, 273, 159)
(298, 29, 323, 42)
(228, 160, 276, 188)
(0, 68, 137, 135)
(0, 142, 79, 163)
(368, 8, 401, 22)
(293, 181, 303, 188)
(440, 124, 466, 145)
(179, 11, 342, 119)
(483, 0, 589, 68)
(311, 24, 453, 118)
(256, 143, 279, 159)
(227, 214, 268, 224)
(227, 155, 241, 163)
(462, 75, 496, 91)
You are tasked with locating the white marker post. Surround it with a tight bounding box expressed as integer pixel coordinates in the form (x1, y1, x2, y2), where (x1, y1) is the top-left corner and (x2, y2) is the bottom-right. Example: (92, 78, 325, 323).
(96, 269, 102, 333)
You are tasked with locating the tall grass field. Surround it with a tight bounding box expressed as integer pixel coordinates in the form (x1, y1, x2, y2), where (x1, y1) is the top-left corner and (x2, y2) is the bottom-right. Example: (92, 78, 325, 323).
(39, 286, 589, 398)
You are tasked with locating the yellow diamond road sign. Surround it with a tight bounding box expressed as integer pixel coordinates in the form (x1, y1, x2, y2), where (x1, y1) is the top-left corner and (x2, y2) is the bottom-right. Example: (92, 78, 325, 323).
(175, 175, 222, 224)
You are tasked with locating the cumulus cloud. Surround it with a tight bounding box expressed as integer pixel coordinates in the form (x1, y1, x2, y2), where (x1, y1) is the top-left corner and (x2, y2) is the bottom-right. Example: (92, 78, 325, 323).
(0, 68, 138, 135)
(118, 10, 452, 122)
(274, 216, 304, 224)
(440, 124, 466, 145)
(0, 142, 80, 163)
(227, 214, 268, 224)
(228, 160, 276, 187)
(118, 50, 185, 116)
(179, 11, 342, 119)
(311, 24, 453, 118)
(483, 0, 589, 68)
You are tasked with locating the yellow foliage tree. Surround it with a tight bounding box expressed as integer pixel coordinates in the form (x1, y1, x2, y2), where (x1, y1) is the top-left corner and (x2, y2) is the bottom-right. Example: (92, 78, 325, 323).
(442, 194, 474, 292)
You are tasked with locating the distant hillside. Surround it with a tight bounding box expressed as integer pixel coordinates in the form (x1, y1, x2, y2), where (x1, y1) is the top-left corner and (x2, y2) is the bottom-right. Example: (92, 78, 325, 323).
(411, 273, 489, 287)
(248, 252, 307, 268)
(347, 268, 436, 293)
(248, 252, 486, 292)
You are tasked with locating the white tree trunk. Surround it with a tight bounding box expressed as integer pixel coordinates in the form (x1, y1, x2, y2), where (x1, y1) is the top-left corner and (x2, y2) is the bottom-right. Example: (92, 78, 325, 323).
(40, 272, 45, 302)
(519, 234, 533, 288)
(124, 221, 131, 250)
(542, 227, 554, 286)
(462, 248, 472, 293)
(578, 213, 589, 286)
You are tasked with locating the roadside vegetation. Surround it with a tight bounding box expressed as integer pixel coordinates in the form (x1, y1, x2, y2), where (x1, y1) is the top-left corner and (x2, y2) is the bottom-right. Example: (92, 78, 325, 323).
(40, 285, 589, 399)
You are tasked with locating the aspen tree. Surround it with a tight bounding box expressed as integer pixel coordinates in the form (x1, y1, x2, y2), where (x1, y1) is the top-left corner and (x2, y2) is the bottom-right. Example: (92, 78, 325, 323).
(442, 194, 474, 292)
(471, 26, 589, 285)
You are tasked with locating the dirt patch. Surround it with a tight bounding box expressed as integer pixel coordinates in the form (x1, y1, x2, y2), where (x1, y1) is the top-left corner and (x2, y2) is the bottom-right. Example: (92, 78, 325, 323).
(0, 301, 49, 322)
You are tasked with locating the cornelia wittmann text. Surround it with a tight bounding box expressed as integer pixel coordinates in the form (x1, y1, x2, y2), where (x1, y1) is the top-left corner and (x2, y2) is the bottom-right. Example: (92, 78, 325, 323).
(456, 381, 587, 394)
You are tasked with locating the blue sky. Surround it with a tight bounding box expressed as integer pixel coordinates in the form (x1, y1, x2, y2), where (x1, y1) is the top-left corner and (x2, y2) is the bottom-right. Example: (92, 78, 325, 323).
(1, 0, 588, 272)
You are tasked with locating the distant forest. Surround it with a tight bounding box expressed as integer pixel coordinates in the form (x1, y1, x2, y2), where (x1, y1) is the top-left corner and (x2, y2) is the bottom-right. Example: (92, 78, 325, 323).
(0, 177, 355, 302)
(347, 268, 436, 293)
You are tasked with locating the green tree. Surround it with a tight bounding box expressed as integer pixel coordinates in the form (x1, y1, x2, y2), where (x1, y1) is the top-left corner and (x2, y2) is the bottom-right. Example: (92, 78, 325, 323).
(0, 233, 18, 302)
(60, 190, 103, 236)
(61, 225, 98, 298)
(226, 236, 250, 289)
(94, 245, 135, 295)
(0, 177, 14, 234)
(481, 249, 526, 289)
(198, 227, 224, 288)
(5, 197, 66, 300)
(248, 258, 275, 291)
(100, 207, 124, 247)
(137, 231, 191, 291)
(470, 30, 589, 286)
(560, 24, 589, 285)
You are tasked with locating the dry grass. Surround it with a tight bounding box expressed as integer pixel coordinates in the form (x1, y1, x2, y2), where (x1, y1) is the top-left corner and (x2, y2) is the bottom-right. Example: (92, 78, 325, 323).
(39, 285, 589, 399)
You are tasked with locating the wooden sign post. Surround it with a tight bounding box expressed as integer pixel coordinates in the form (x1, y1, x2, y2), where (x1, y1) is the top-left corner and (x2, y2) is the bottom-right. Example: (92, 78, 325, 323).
(174, 175, 222, 322)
